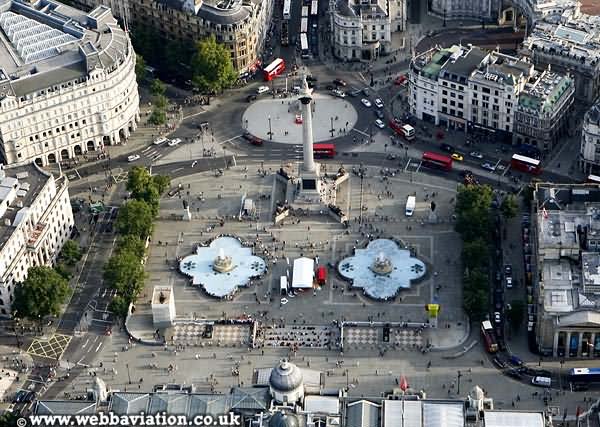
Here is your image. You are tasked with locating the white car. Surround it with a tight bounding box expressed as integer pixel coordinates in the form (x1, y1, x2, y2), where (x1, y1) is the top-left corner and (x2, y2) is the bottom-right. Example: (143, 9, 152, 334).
(153, 136, 167, 145)
(481, 162, 496, 172)
(332, 89, 346, 98)
(127, 154, 140, 162)
(361, 98, 372, 107)
(469, 151, 483, 159)
(374, 98, 384, 108)
(374, 119, 385, 129)
(257, 85, 270, 94)
(168, 138, 182, 147)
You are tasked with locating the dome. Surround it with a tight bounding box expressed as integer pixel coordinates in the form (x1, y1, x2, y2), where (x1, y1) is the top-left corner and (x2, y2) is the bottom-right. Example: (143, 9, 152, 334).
(269, 412, 299, 427)
(269, 360, 303, 392)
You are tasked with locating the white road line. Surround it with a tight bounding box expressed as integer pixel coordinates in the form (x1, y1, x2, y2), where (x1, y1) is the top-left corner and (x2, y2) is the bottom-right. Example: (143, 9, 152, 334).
(77, 356, 85, 364)
(95, 343, 102, 352)
(82, 338, 89, 349)
(352, 128, 369, 136)
(219, 134, 243, 145)
(142, 146, 153, 153)
(172, 167, 184, 173)
(93, 336, 99, 344)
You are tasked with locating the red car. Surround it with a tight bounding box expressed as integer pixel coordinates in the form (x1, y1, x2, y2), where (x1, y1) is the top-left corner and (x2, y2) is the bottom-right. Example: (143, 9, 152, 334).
(242, 132, 263, 146)
(394, 75, 407, 85)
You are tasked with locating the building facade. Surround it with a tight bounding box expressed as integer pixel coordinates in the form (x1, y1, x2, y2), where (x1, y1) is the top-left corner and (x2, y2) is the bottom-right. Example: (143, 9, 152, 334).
(408, 44, 573, 149)
(0, 0, 139, 167)
(580, 102, 600, 174)
(533, 183, 600, 358)
(330, 0, 402, 62)
(429, 0, 502, 22)
(513, 69, 574, 152)
(75, 0, 272, 72)
(0, 164, 74, 317)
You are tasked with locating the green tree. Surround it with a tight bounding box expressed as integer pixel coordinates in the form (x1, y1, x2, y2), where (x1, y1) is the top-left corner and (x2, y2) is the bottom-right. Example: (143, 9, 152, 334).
(135, 54, 147, 81)
(150, 79, 166, 97)
(12, 266, 70, 320)
(191, 35, 237, 95)
(116, 199, 154, 239)
(117, 235, 147, 259)
(109, 295, 131, 319)
(463, 268, 489, 321)
(103, 250, 146, 298)
(507, 300, 525, 330)
(455, 184, 494, 242)
(59, 240, 82, 266)
(149, 108, 166, 125)
(126, 167, 170, 216)
(54, 262, 72, 281)
(462, 238, 489, 271)
(500, 194, 519, 220)
(0, 411, 19, 427)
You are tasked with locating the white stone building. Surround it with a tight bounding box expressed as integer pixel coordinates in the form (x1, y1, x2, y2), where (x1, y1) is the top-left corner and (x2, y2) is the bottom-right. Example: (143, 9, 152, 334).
(429, 0, 502, 22)
(0, 164, 74, 316)
(579, 102, 600, 174)
(0, 0, 139, 167)
(330, 0, 402, 62)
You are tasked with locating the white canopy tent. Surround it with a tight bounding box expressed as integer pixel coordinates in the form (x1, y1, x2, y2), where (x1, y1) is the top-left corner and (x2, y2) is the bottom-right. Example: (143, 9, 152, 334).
(292, 257, 314, 288)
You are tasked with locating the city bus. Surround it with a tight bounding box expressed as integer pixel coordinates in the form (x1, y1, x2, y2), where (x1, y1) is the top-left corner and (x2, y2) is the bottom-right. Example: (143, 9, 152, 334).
(300, 17, 308, 33)
(263, 58, 285, 81)
(421, 151, 452, 171)
(481, 320, 498, 353)
(310, 0, 318, 15)
(301, 6, 309, 17)
(313, 143, 335, 158)
(511, 153, 542, 175)
(587, 174, 600, 184)
(568, 368, 600, 388)
(283, 0, 291, 20)
(300, 33, 309, 59)
(390, 119, 415, 141)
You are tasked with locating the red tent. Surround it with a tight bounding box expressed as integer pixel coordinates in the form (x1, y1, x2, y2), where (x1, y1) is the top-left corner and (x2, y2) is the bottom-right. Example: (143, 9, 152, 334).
(399, 376, 408, 391)
(316, 265, 327, 285)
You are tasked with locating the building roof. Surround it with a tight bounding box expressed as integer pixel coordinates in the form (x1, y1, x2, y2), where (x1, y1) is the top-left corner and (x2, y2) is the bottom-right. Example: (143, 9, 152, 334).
(0, 0, 130, 98)
(269, 360, 304, 392)
(35, 400, 97, 415)
(304, 396, 340, 414)
(440, 46, 488, 83)
(270, 412, 300, 427)
(483, 411, 545, 427)
(346, 400, 380, 427)
(518, 70, 573, 115)
(292, 257, 314, 288)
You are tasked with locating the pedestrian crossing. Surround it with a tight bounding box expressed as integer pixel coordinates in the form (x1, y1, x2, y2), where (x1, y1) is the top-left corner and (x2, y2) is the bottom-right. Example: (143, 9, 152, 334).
(140, 146, 162, 162)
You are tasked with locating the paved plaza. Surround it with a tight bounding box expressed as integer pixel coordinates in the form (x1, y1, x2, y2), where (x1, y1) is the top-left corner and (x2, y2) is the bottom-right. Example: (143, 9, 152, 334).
(242, 94, 358, 143)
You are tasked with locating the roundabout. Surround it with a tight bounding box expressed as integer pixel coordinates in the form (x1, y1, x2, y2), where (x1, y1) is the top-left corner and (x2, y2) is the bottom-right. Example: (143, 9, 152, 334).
(242, 93, 358, 144)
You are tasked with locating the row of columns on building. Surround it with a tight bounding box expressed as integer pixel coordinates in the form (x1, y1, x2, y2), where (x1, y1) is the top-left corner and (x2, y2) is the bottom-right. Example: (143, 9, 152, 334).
(553, 331, 599, 358)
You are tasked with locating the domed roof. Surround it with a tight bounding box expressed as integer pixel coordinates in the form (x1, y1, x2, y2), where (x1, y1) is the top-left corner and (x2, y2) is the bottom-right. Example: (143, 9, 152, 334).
(269, 412, 299, 427)
(269, 360, 303, 392)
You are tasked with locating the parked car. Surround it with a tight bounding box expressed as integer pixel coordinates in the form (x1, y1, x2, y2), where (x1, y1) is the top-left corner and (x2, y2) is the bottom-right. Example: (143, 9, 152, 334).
(374, 119, 385, 129)
(481, 162, 496, 172)
(494, 312, 501, 324)
(470, 151, 483, 159)
(361, 98, 372, 107)
(374, 98, 384, 108)
(127, 154, 140, 162)
(257, 85, 270, 94)
(153, 136, 167, 145)
(168, 138, 182, 147)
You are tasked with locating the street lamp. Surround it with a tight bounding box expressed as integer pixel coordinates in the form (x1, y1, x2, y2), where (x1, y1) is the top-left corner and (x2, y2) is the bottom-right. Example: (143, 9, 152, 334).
(126, 363, 132, 384)
(330, 117, 335, 137)
(456, 370, 462, 395)
(268, 116, 273, 140)
(12, 311, 20, 348)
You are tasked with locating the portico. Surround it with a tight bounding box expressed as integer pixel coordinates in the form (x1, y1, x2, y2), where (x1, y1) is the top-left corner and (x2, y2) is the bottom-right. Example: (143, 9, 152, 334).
(551, 311, 600, 358)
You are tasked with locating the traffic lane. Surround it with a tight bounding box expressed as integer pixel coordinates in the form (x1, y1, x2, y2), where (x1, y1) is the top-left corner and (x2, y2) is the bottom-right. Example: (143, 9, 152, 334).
(417, 27, 525, 53)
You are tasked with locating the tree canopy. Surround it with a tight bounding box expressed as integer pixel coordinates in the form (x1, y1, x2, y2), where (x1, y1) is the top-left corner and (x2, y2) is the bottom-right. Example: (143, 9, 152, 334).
(191, 35, 237, 95)
(455, 184, 494, 242)
(59, 240, 82, 266)
(500, 194, 519, 220)
(135, 54, 146, 81)
(126, 167, 170, 216)
(13, 266, 70, 320)
(150, 79, 166, 97)
(116, 199, 154, 239)
(507, 300, 525, 330)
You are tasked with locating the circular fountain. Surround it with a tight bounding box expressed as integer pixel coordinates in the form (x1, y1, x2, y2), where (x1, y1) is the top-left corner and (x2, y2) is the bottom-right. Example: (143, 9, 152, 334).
(212, 248, 234, 273)
(370, 252, 393, 275)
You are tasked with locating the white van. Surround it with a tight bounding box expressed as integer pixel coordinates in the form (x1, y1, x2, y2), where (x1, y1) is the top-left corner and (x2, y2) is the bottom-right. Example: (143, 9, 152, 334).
(257, 85, 270, 94)
(405, 195, 416, 217)
(280, 276, 288, 296)
(153, 136, 167, 145)
(531, 376, 551, 387)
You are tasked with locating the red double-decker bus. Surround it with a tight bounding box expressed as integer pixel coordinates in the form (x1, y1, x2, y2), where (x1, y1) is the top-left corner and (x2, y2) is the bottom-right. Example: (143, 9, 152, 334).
(313, 143, 335, 158)
(481, 320, 498, 353)
(511, 154, 542, 175)
(263, 58, 285, 81)
(421, 151, 452, 171)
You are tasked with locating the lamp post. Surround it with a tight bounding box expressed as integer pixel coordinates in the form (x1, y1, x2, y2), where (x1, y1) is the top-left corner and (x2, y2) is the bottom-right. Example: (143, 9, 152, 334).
(268, 116, 273, 140)
(345, 368, 349, 389)
(126, 363, 132, 384)
(457, 370, 462, 395)
(358, 164, 366, 224)
(330, 117, 335, 137)
(12, 311, 20, 348)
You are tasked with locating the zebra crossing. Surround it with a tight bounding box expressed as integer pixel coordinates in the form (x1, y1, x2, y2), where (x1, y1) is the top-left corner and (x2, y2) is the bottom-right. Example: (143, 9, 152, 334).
(141, 146, 162, 161)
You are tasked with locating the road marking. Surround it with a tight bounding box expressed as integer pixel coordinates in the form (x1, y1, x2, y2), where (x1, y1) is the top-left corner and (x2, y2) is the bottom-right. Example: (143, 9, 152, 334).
(352, 128, 369, 136)
(172, 168, 183, 173)
(142, 146, 153, 153)
(95, 343, 102, 352)
(77, 356, 85, 364)
(219, 134, 243, 145)
(82, 338, 89, 349)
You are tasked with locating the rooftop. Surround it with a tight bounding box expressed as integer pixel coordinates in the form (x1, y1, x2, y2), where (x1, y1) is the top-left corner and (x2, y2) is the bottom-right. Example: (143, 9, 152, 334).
(440, 46, 488, 84)
(0, 0, 129, 98)
(518, 70, 573, 114)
